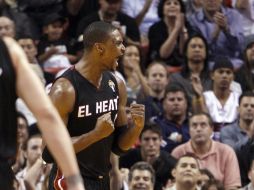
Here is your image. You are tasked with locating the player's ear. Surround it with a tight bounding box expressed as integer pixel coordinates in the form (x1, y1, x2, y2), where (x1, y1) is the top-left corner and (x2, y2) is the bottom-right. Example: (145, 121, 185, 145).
(94, 43, 105, 55)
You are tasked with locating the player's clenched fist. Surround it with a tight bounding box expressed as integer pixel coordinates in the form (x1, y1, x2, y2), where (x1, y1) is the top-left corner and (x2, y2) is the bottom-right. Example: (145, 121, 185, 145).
(130, 103, 145, 129)
(94, 112, 115, 140)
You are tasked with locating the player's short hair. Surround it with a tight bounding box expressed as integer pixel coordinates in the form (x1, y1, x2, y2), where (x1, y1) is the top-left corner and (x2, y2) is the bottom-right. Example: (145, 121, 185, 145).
(83, 21, 117, 51)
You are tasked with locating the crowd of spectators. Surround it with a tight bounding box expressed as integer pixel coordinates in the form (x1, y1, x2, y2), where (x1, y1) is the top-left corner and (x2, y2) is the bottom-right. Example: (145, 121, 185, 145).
(3, 0, 254, 189)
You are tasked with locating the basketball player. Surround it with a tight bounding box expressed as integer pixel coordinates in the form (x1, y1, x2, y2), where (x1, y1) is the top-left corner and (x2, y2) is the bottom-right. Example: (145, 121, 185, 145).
(44, 21, 145, 190)
(0, 37, 84, 190)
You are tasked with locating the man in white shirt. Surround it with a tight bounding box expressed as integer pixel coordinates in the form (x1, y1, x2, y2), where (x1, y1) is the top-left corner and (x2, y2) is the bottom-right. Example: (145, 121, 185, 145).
(192, 56, 240, 140)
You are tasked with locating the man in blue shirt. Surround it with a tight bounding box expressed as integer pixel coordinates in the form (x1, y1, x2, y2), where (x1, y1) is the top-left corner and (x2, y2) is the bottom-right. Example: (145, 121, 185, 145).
(154, 84, 190, 153)
(188, 0, 244, 69)
(221, 91, 254, 152)
(140, 60, 169, 124)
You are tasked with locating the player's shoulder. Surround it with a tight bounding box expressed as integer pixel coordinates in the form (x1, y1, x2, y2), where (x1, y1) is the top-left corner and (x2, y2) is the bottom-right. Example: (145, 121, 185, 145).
(50, 77, 75, 98)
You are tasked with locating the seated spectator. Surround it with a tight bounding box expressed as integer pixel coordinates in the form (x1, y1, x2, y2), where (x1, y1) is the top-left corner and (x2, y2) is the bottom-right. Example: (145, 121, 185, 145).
(120, 124, 177, 190)
(126, 161, 155, 190)
(154, 84, 190, 153)
(16, 135, 51, 190)
(188, 0, 244, 69)
(148, 0, 190, 70)
(0, 16, 15, 38)
(221, 92, 254, 152)
(164, 154, 201, 190)
(139, 60, 169, 123)
(192, 57, 241, 140)
(37, 13, 76, 79)
(235, 38, 254, 91)
(77, 0, 140, 46)
(171, 113, 241, 189)
(12, 112, 30, 174)
(170, 34, 211, 104)
(118, 44, 149, 100)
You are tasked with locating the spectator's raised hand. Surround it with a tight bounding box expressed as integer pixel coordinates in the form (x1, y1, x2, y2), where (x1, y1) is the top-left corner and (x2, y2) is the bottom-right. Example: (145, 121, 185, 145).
(174, 13, 185, 32)
(131, 59, 142, 74)
(120, 168, 130, 183)
(191, 73, 203, 97)
(24, 158, 48, 189)
(12, 145, 26, 173)
(214, 12, 228, 32)
(144, 0, 153, 8)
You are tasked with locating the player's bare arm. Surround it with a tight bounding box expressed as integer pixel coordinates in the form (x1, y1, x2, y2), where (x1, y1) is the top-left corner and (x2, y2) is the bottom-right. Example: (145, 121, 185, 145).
(49, 78, 75, 124)
(115, 75, 145, 151)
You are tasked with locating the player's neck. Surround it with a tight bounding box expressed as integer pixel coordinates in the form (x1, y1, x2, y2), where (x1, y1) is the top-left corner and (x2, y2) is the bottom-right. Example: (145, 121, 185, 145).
(76, 60, 103, 89)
